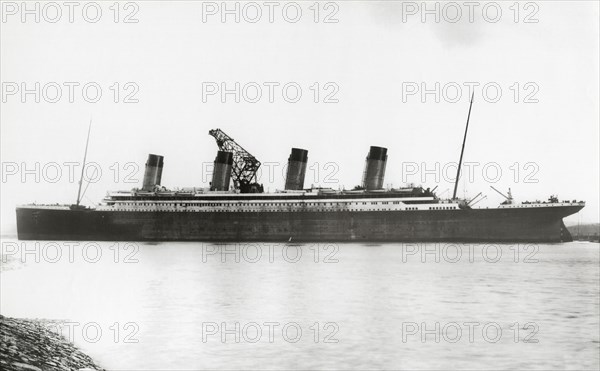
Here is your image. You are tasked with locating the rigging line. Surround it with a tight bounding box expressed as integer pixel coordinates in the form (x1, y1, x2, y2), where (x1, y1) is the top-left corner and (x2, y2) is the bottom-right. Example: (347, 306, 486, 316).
(79, 166, 99, 203)
(76, 118, 92, 205)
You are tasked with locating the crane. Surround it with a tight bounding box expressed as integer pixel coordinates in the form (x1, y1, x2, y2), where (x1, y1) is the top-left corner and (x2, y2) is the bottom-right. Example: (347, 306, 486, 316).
(469, 195, 487, 207)
(490, 186, 513, 205)
(208, 129, 263, 193)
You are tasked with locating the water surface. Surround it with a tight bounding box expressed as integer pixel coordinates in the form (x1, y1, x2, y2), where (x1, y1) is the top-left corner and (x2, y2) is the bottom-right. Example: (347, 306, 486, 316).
(1, 240, 598, 370)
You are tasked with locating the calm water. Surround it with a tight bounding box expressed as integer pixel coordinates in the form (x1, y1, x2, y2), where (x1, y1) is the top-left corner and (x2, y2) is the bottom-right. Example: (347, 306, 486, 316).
(1, 239, 599, 370)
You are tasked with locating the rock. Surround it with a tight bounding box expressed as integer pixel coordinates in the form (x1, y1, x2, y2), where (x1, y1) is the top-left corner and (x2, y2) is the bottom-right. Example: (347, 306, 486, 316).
(11, 362, 42, 371)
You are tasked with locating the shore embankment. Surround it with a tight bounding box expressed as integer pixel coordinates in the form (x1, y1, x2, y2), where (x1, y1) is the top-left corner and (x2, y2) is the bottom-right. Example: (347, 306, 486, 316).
(0, 315, 103, 371)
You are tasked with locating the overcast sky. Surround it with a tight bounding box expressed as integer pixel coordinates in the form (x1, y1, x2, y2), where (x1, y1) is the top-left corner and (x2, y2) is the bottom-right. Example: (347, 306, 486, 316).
(1, 0, 598, 233)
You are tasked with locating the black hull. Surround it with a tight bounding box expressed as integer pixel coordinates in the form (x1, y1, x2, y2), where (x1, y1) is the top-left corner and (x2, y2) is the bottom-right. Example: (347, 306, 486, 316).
(16, 205, 582, 243)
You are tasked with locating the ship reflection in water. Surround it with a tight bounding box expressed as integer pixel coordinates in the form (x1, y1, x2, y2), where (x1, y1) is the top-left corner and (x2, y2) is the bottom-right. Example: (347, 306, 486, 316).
(1, 240, 598, 370)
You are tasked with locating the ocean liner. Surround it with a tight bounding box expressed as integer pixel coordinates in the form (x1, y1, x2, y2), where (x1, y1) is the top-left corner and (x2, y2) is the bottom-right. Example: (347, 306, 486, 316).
(16, 98, 584, 242)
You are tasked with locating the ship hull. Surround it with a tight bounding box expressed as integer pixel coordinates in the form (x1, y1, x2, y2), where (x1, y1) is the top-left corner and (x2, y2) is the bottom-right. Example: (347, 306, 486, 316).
(16, 205, 582, 243)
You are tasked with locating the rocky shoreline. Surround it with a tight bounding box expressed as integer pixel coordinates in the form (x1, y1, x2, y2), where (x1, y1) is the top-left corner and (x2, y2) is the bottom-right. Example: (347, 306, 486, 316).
(0, 315, 103, 371)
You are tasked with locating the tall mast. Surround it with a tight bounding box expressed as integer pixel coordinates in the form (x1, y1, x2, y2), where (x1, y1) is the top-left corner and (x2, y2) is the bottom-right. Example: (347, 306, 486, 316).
(76, 119, 92, 206)
(452, 92, 475, 200)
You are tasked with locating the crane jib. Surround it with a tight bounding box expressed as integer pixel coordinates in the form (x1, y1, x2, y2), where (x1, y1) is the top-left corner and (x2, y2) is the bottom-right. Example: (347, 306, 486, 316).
(209, 128, 263, 193)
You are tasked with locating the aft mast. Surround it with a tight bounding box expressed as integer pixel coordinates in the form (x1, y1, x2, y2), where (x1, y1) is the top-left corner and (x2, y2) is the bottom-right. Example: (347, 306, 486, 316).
(452, 92, 475, 200)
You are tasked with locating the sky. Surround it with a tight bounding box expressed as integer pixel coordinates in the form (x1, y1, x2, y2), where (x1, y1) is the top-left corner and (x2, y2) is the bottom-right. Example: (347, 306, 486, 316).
(1, 0, 599, 233)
